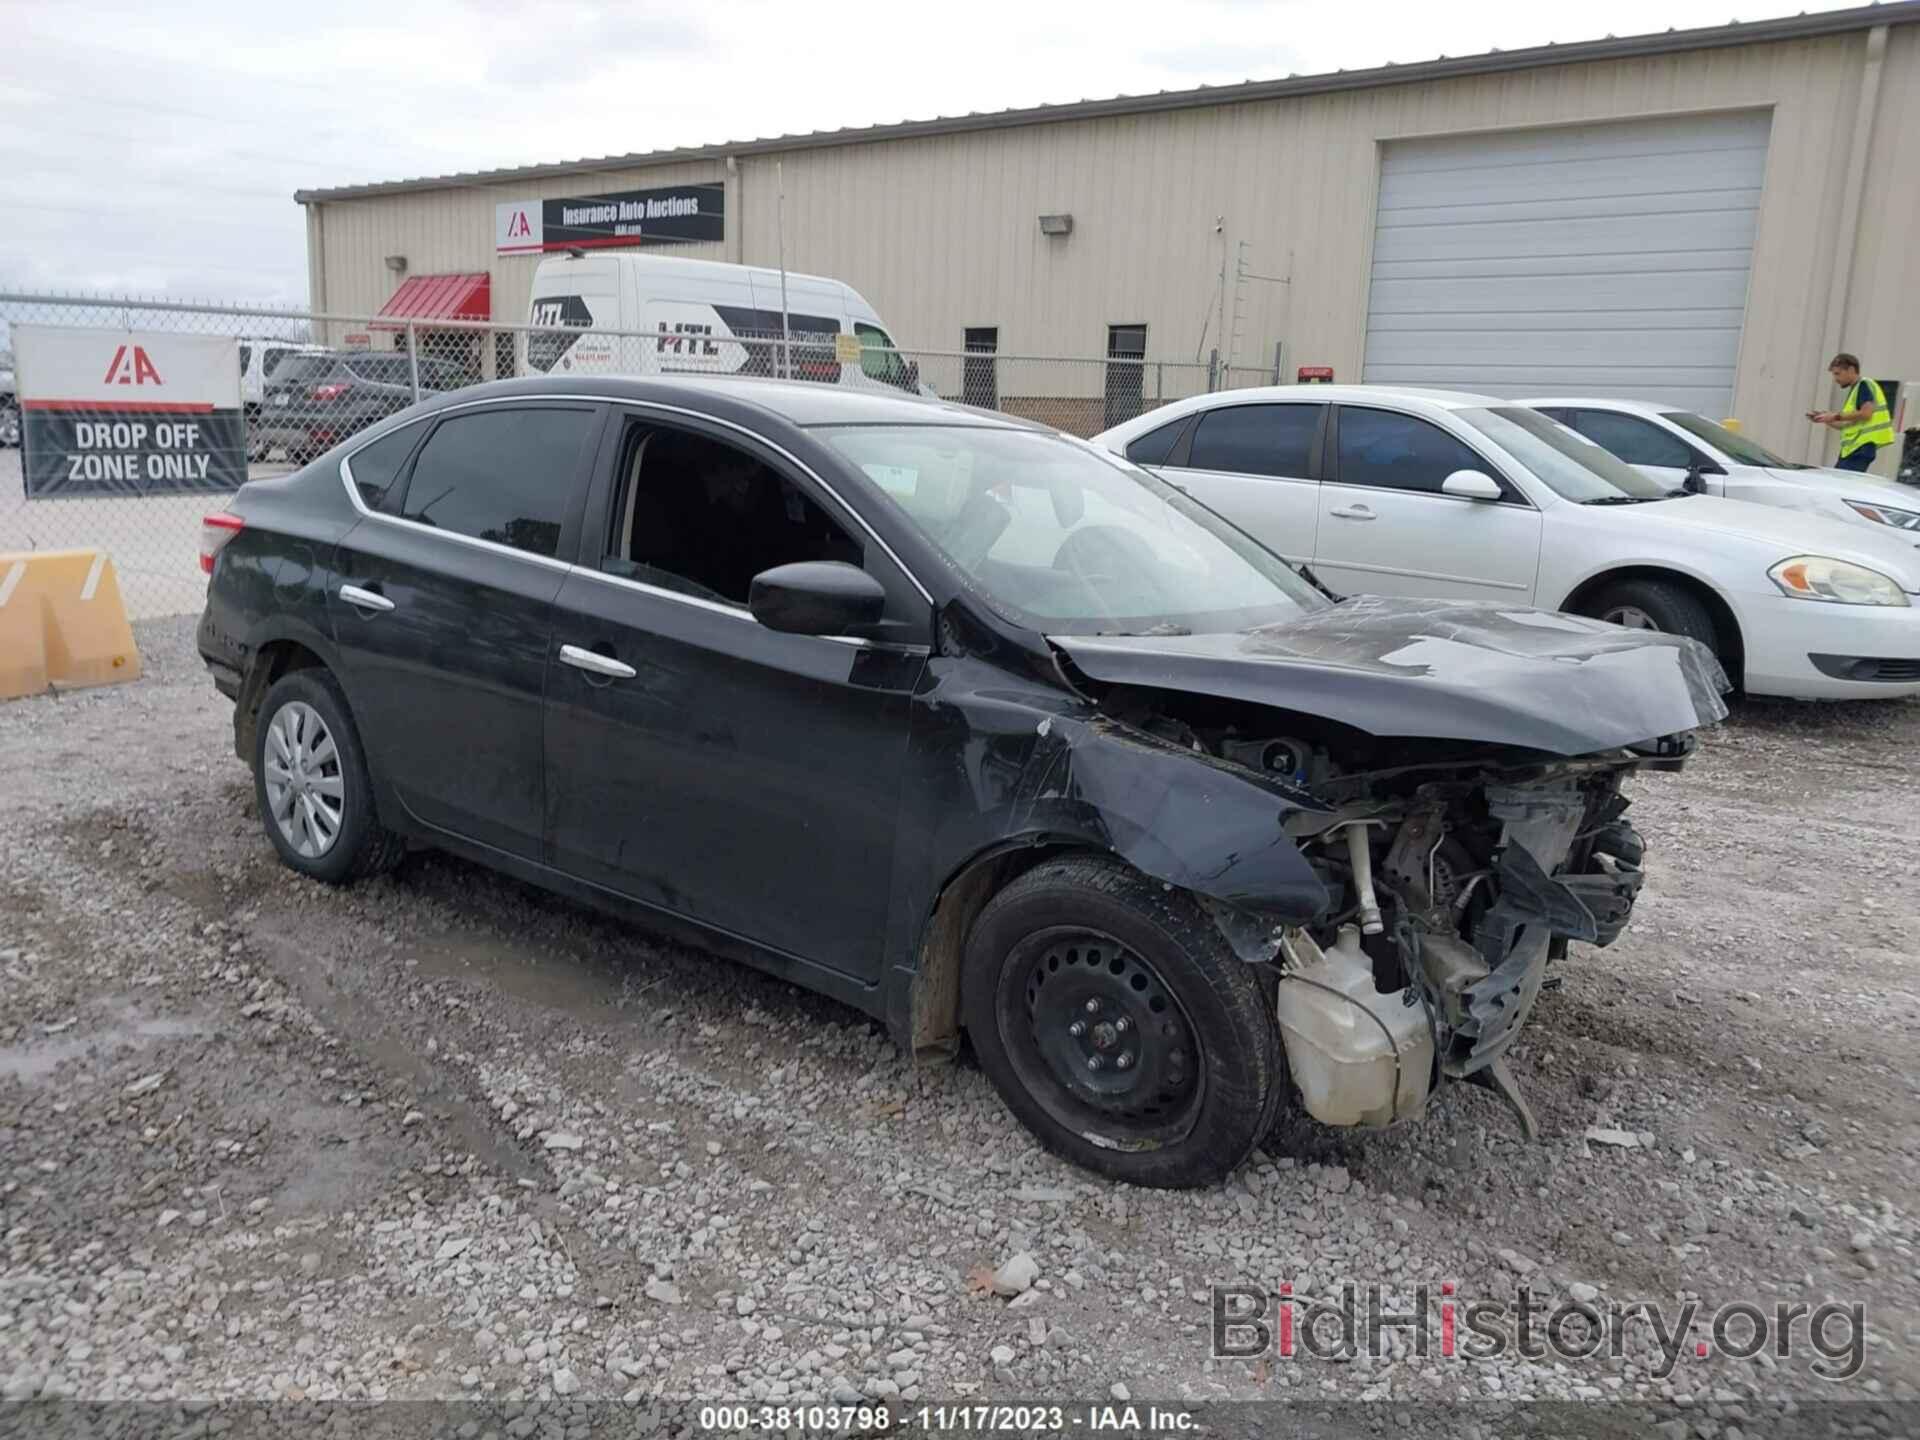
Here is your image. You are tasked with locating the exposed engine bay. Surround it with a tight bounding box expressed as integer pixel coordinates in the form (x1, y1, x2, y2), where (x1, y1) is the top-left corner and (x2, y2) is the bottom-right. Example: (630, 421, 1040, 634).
(1102, 687, 1675, 1137)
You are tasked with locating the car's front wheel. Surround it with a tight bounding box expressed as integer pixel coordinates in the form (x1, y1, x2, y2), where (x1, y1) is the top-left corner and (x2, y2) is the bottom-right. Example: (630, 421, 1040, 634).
(962, 855, 1284, 1188)
(0, 400, 19, 449)
(1584, 577, 1719, 651)
(252, 668, 405, 884)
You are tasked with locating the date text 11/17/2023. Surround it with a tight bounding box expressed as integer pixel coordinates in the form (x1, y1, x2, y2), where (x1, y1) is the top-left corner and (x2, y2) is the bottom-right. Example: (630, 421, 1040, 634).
(696, 1404, 1199, 1433)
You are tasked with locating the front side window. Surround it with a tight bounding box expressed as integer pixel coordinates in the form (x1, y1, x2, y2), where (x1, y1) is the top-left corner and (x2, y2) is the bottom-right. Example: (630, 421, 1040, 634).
(238, 344, 252, 376)
(1186, 403, 1321, 479)
(1567, 410, 1697, 469)
(1334, 408, 1490, 495)
(400, 406, 596, 558)
(1455, 406, 1673, 502)
(819, 424, 1326, 635)
(604, 421, 866, 607)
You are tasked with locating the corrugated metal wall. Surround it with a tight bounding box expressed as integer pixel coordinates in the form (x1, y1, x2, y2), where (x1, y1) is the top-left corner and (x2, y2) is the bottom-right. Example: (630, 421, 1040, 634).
(309, 25, 1916, 465)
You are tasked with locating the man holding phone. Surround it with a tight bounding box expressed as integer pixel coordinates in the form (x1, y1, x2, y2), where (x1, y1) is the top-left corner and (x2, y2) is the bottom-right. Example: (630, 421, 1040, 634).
(1808, 352, 1895, 472)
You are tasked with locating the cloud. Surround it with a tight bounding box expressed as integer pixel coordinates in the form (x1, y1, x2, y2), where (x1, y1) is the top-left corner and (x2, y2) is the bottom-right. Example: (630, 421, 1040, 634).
(0, 0, 1842, 303)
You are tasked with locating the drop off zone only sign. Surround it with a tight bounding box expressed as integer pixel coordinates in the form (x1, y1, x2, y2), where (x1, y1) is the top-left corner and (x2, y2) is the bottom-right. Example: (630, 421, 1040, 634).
(16, 326, 246, 497)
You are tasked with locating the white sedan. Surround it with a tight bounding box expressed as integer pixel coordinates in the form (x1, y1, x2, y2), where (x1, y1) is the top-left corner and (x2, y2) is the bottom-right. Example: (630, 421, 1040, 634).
(1521, 395, 1920, 541)
(1092, 385, 1920, 700)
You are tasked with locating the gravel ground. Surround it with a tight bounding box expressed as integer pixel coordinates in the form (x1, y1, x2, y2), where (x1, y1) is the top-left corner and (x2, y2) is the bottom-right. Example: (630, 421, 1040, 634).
(1, 614, 1917, 1426)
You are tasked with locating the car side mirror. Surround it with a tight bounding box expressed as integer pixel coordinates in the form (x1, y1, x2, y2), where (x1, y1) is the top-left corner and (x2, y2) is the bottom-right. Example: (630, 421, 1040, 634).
(749, 561, 886, 637)
(1683, 464, 1708, 494)
(1440, 470, 1504, 502)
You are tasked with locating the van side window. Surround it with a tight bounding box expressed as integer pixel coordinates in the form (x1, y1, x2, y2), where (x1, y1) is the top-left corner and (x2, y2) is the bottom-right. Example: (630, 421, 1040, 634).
(855, 323, 913, 392)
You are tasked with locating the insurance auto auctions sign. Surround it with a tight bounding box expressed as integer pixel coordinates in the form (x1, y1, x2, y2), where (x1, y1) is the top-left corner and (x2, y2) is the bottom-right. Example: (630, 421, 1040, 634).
(495, 182, 725, 255)
(16, 326, 246, 498)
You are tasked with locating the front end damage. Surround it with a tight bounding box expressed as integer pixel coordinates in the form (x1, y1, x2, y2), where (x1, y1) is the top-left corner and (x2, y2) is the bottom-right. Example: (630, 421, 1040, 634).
(1095, 691, 1691, 1140)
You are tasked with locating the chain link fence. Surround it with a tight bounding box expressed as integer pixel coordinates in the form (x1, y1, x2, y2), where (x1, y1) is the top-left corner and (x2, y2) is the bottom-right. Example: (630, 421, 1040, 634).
(0, 291, 1240, 620)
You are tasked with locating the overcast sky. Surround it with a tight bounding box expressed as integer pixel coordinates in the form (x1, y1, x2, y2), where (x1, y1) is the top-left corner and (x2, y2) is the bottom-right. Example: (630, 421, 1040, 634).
(0, 0, 1858, 307)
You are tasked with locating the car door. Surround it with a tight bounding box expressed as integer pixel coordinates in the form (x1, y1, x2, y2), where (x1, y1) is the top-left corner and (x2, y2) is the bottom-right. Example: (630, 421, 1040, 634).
(1155, 401, 1325, 566)
(542, 408, 930, 983)
(1558, 407, 1713, 496)
(328, 400, 603, 859)
(1312, 405, 1543, 603)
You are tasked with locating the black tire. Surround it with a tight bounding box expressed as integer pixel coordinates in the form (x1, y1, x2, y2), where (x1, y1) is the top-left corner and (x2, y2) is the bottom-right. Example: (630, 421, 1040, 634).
(0, 400, 18, 449)
(252, 668, 406, 884)
(1583, 578, 1720, 653)
(961, 854, 1284, 1188)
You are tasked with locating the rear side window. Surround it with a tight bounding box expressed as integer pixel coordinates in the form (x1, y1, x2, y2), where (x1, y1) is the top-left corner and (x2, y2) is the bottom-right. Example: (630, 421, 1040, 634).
(1125, 416, 1189, 466)
(400, 407, 597, 558)
(262, 347, 299, 378)
(1335, 409, 1488, 495)
(344, 421, 428, 510)
(347, 355, 412, 385)
(1565, 410, 1697, 470)
(1187, 404, 1321, 479)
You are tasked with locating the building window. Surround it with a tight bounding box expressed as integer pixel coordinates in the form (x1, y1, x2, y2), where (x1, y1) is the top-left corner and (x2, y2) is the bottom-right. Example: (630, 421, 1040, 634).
(1104, 324, 1148, 430)
(963, 327, 998, 410)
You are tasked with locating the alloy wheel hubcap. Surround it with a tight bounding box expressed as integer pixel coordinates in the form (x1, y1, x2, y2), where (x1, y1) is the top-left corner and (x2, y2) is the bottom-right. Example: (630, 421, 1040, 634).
(264, 701, 345, 858)
(1602, 605, 1659, 631)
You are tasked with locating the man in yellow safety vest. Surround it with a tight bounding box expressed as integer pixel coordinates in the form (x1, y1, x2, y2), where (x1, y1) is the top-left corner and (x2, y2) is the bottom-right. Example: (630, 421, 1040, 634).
(1807, 351, 1896, 472)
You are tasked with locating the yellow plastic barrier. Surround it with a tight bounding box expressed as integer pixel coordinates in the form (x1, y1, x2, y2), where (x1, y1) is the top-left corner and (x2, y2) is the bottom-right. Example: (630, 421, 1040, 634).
(0, 549, 143, 701)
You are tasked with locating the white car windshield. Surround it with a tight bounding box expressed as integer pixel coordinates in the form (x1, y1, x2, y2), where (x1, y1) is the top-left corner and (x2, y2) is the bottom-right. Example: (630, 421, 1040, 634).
(818, 424, 1329, 635)
(1661, 410, 1806, 469)
(1457, 406, 1677, 503)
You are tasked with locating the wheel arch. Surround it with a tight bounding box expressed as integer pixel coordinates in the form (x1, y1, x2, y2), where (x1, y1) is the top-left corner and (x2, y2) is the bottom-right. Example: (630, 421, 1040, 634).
(897, 838, 1101, 1061)
(1555, 564, 1745, 690)
(234, 621, 340, 763)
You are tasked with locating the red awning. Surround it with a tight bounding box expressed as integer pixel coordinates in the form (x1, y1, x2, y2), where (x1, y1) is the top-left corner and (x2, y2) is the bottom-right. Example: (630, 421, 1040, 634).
(371, 272, 491, 328)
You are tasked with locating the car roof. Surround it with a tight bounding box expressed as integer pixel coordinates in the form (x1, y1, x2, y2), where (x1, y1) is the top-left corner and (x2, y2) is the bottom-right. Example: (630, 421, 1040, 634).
(408, 373, 1054, 430)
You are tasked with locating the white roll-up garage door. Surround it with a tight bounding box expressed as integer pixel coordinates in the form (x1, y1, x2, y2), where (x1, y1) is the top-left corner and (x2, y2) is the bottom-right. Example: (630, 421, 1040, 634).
(1362, 112, 1770, 415)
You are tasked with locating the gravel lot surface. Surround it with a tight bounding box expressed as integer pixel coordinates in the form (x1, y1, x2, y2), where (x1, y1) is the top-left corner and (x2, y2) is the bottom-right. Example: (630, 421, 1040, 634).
(2, 615, 1917, 1426)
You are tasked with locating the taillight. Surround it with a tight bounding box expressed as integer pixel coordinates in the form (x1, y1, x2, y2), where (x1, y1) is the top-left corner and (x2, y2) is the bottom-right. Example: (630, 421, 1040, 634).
(310, 382, 349, 401)
(200, 512, 244, 574)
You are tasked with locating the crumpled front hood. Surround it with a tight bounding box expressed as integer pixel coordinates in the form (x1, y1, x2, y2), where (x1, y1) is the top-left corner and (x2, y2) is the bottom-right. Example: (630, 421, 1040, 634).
(1052, 595, 1730, 756)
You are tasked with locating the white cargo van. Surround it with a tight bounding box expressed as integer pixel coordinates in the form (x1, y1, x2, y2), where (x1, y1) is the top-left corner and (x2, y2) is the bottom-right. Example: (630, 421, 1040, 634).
(523, 252, 927, 395)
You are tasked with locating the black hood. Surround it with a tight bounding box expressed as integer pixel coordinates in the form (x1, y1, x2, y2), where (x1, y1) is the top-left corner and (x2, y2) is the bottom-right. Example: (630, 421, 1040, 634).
(1051, 596, 1730, 756)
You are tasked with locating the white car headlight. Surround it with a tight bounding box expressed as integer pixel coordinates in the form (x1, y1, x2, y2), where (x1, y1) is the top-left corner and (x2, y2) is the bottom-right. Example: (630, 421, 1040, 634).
(1767, 555, 1911, 606)
(1844, 499, 1920, 532)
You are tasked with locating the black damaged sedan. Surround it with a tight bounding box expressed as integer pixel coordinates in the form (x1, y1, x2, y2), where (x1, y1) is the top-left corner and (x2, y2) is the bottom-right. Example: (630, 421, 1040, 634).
(197, 376, 1726, 1187)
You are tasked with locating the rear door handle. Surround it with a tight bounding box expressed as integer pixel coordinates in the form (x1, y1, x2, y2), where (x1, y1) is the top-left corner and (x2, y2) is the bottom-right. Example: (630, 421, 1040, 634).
(559, 644, 636, 680)
(1328, 505, 1376, 521)
(338, 583, 395, 612)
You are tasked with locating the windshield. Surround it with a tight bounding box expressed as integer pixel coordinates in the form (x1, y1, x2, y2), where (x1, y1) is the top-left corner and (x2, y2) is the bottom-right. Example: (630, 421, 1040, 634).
(817, 424, 1328, 635)
(1662, 410, 1802, 469)
(1457, 406, 1674, 502)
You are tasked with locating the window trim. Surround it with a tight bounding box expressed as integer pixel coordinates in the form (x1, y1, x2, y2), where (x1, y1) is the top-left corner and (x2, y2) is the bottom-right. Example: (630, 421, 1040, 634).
(339, 392, 935, 650)
(338, 398, 605, 573)
(585, 404, 934, 646)
(1327, 403, 1534, 508)
(1168, 400, 1328, 481)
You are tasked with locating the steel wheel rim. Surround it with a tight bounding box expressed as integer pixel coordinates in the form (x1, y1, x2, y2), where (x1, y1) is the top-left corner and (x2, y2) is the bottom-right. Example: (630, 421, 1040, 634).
(1602, 605, 1659, 630)
(995, 926, 1205, 1151)
(264, 701, 345, 858)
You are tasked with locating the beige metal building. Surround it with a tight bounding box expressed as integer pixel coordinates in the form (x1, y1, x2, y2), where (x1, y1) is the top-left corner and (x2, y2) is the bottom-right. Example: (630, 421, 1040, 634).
(298, 3, 1919, 467)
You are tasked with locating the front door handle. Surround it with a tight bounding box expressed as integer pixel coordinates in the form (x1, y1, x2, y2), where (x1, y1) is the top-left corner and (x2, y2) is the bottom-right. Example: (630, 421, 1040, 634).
(1328, 505, 1376, 521)
(559, 644, 637, 680)
(338, 583, 395, 612)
